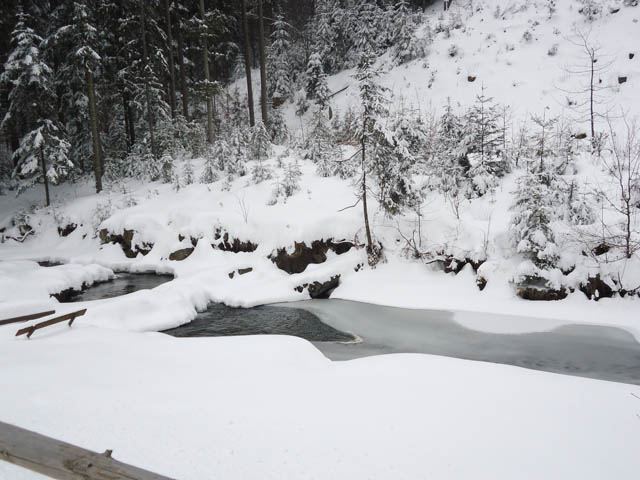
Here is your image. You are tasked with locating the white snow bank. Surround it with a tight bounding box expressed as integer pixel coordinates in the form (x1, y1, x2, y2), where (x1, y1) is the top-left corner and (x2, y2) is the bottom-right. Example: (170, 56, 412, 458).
(1, 328, 638, 480)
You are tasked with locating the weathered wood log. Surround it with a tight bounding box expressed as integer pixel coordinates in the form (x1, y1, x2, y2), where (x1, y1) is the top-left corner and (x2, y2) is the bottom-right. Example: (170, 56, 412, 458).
(0, 420, 175, 479)
(0, 310, 55, 327)
(15, 309, 87, 339)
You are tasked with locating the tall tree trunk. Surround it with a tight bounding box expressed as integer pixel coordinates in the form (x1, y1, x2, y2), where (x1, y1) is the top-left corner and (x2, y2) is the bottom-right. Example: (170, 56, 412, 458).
(40, 145, 50, 207)
(361, 136, 373, 253)
(240, 0, 255, 127)
(199, 0, 214, 144)
(257, 0, 268, 127)
(139, 0, 158, 159)
(123, 90, 135, 150)
(164, 0, 177, 118)
(86, 66, 103, 193)
(176, 18, 189, 120)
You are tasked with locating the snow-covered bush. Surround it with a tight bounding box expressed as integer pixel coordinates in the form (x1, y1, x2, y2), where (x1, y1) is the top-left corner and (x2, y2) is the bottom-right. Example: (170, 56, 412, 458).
(306, 110, 342, 177)
(511, 172, 559, 269)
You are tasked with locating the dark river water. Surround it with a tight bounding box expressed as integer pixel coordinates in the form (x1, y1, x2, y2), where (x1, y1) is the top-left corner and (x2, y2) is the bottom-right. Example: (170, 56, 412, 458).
(70, 276, 640, 385)
(62, 273, 172, 302)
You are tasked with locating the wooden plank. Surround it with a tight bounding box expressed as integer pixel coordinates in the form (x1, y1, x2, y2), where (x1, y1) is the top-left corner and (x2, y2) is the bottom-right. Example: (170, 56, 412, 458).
(0, 420, 175, 480)
(0, 310, 56, 327)
(16, 309, 87, 339)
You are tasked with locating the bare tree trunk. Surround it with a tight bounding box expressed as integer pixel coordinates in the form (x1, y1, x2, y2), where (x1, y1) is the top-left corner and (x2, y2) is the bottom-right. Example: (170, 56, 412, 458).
(176, 18, 189, 120)
(123, 90, 135, 150)
(39, 146, 50, 207)
(361, 136, 373, 253)
(257, 0, 268, 128)
(199, 0, 214, 144)
(590, 54, 595, 141)
(139, 0, 158, 159)
(164, 0, 177, 118)
(241, 0, 255, 127)
(86, 67, 103, 193)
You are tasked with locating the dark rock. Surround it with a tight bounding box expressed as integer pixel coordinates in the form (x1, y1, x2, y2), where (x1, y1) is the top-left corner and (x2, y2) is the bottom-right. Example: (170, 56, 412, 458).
(169, 247, 194, 261)
(215, 231, 258, 253)
(592, 243, 610, 256)
(630, 53, 635, 59)
(229, 267, 254, 279)
(518, 286, 568, 301)
(609, 6, 620, 13)
(468, 75, 476, 82)
(99, 228, 153, 258)
(579, 275, 614, 300)
(574, 132, 588, 140)
(58, 223, 77, 237)
(618, 76, 628, 84)
(476, 276, 487, 291)
(443, 257, 485, 274)
(296, 275, 341, 299)
(270, 239, 354, 274)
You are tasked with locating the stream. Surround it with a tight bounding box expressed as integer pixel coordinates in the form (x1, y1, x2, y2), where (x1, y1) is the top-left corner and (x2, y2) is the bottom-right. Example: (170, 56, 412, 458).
(73, 277, 640, 385)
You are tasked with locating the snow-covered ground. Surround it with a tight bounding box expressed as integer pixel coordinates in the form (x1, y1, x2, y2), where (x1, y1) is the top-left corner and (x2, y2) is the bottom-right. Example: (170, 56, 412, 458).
(2, 329, 640, 480)
(2, 1, 640, 478)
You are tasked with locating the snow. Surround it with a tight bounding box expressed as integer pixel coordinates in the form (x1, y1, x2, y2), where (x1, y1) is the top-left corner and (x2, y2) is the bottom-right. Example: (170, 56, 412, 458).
(1, 328, 639, 480)
(2, 2, 640, 477)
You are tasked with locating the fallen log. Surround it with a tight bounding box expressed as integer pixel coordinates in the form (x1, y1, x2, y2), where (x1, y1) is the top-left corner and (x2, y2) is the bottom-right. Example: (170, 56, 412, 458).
(0, 420, 175, 480)
(16, 309, 87, 339)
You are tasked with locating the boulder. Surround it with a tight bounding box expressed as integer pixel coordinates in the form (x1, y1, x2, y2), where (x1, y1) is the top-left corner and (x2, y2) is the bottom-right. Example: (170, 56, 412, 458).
(579, 275, 614, 300)
(271, 239, 354, 274)
(214, 231, 258, 253)
(296, 275, 341, 299)
(99, 228, 153, 258)
(58, 223, 77, 237)
(169, 247, 194, 261)
(618, 76, 628, 84)
(518, 286, 568, 301)
(468, 75, 477, 82)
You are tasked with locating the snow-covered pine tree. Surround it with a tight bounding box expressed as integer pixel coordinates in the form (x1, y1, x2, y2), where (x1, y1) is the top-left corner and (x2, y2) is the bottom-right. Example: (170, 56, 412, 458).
(510, 171, 559, 269)
(182, 158, 194, 186)
(353, 48, 389, 258)
(306, 110, 341, 177)
(312, 0, 340, 73)
(432, 101, 472, 217)
(305, 52, 330, 108)
(351, 0, 383, 60)
(12, 121, 73, 205)
(530, 110, 558, 176)
(267, 14, 292, 105)
(464, 88, 509, 196)
(161, 153, 174, 184)
(250, 121, 273, 183)
(48, 1, 104, 191)
(390, 1, 424, 64)
(1, 12, 71, 205)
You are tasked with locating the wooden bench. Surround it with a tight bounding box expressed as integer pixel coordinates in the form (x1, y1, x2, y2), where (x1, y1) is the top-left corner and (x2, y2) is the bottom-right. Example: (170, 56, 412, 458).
(15, 309, 87, 339)
(0, 310, 56, 327)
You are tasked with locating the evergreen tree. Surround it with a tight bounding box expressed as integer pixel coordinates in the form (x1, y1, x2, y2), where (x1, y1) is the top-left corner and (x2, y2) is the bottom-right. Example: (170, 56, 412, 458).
(464, 89, 509, 196)
(353, 48, 389, 258)
(306, 110, 342, 177)
(267, 14, 292, 104)
(511, 172, 558, 269)
(305, 52, 330, 108)
(312, 0, 340, 73)
(250, 121, 272, 183)
(1, 12, 71, 205)
(13, 120, 72, 204)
